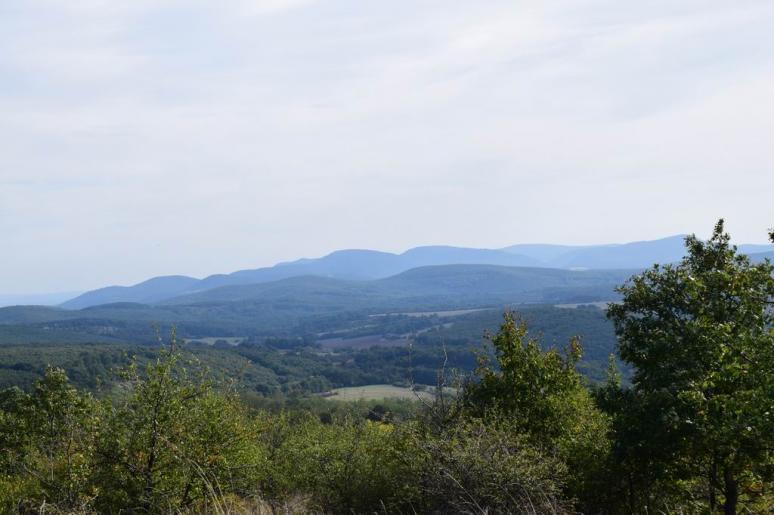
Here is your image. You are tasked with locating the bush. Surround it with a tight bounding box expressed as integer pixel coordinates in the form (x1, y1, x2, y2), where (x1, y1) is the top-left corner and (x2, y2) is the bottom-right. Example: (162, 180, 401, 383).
(412, 416, 572, 514)
(91, 349, 263, 513)
(255, 411, 421, 512)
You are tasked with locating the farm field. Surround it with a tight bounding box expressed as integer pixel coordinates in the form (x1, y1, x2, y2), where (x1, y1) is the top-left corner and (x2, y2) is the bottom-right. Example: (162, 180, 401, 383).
(184, 336, 247, 346)
(323, 384, 437, 401)
(371, 307, 491, 318)
(553, 301, 612, 309)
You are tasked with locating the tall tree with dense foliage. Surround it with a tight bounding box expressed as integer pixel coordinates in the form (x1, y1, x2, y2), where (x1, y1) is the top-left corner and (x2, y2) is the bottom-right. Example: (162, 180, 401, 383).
(608, 221, 774, 514)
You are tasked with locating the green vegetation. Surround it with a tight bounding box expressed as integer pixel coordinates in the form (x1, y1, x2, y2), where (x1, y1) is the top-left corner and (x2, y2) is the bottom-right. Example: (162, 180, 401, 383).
(604, 221, 774, 514)
(0, 265, 631, 345)
(0, 303, 622, 395)
(0, 222, 771, 513)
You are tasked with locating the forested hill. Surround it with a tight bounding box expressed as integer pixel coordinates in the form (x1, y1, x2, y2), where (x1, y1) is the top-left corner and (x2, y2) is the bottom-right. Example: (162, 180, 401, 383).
(0, 265, 632, 345)
(161, 265, 632, 306)
(58, 236, 774, 309)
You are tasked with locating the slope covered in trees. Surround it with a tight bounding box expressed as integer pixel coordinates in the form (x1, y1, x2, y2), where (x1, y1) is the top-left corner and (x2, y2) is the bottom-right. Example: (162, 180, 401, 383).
(0, 304, 619, 392)
(0, 265, 631, 349)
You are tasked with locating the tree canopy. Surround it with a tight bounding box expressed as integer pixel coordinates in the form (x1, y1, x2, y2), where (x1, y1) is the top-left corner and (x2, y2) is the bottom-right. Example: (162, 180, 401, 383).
(608, 220, 774, 514)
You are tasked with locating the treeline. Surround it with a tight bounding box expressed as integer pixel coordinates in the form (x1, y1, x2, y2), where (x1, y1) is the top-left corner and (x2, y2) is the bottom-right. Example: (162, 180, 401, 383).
(0, 221, 772, 514)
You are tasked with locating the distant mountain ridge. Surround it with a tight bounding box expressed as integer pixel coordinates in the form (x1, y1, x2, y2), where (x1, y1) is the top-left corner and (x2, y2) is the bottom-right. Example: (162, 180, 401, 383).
(60, 236, 774, 309)
(61, 276, 200, 310)
(503, 236, 688, 269)
(61, 246, 540, 309)
(160, 265, 632, 307)
(2, 264, 635, 346)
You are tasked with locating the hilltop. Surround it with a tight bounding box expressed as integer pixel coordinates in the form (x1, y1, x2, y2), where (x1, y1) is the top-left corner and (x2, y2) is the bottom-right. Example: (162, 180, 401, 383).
(57, 235, 774, 309)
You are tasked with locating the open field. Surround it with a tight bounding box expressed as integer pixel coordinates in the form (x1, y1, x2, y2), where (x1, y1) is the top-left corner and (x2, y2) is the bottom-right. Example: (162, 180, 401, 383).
(371, 308, 492, 318)
(184, 337, 247, 346)
(322, 384, 436, 401)
(553, 301, 612, 309)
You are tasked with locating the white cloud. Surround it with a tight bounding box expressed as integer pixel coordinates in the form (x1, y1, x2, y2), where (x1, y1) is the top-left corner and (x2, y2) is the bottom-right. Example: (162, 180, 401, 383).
(1, 0, 773, 292)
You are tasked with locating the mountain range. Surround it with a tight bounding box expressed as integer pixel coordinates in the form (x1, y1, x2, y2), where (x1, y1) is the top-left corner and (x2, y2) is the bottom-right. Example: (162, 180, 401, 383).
(1, 234, 772, 345)
(59, 235, 774, 309)
(0, 264, 634, 344)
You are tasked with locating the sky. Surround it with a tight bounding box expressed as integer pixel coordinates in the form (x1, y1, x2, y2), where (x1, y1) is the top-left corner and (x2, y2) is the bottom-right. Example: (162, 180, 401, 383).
(1, 0, 773, 294)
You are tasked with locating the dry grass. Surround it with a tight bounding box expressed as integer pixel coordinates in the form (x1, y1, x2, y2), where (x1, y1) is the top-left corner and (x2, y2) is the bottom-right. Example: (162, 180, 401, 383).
(180, 495, 311, 515)
(324, 384, 432, 401)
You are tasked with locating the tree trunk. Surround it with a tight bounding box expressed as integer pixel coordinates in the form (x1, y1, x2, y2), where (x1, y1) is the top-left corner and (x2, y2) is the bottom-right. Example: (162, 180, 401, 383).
(709, 458, 717, 512)
(723, 467, 738, 515)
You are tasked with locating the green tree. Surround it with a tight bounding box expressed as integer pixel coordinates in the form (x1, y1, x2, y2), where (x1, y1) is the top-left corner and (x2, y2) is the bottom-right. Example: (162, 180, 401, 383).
(463, 312, 611, 510)
(464, 312, 586, 438)
(93, 346, 261, 512)
(608, 221, 774, 514)
(0, 368, 97, 511)
(595, 356, 691, 513)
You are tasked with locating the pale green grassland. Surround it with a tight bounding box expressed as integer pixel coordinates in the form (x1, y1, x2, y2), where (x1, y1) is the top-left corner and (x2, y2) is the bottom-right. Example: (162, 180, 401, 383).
(323, 384, 458, 402)
(324, 384, 436, 401)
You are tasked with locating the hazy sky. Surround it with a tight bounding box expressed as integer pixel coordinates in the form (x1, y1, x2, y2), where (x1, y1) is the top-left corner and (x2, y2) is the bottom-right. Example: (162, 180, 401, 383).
(2, 0, 773, 293)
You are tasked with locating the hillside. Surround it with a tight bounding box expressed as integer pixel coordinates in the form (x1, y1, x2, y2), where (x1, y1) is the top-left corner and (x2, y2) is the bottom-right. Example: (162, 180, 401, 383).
(161, 265, 632, 309)
(60, 275, 200, 309)
(502, 237, 774, 269)
(61, 247, 540, 309)
(0, 304, 620, 391)
(1, 264, 631, 345)
(59, 235, 774, 309)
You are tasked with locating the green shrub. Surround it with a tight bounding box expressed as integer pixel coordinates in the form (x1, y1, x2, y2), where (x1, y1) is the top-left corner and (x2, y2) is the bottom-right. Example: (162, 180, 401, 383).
(256, 411, 421, 512)
(91, 349, 263, 513)
(411, 416, 572, 514)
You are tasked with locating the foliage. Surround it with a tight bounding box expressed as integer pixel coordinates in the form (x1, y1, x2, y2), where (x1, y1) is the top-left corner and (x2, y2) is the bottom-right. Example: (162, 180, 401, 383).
(256, 412, 421, 512)
(0, 224, 772, 513)
(607, 221, 774, 514)
(465, 313, 585, 437)
(0, 367, 97, 512)
(412, 416, 572, 514)
(462, 312, 612, 510)
(0, 304, 622, 398)
(91, 346, 262, 513)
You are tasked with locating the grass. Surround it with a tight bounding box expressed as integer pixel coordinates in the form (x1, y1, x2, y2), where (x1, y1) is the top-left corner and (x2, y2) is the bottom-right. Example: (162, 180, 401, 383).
(184, 337, 247, 346)
(370, 308, 491, 318)
(323, 384, 435, 401)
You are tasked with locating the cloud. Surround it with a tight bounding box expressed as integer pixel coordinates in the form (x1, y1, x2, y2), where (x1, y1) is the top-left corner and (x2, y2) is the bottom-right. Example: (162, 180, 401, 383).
(1, 0, 773, 292)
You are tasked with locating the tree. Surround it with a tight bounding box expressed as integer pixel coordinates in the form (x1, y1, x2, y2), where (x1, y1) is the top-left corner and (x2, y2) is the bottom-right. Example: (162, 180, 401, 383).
(93, 345, 261, 513)
(463, 313, 611, 510)
(0, 368, 97, 511)
(464, 312, 585, 439)
(608, 221, 774, 514)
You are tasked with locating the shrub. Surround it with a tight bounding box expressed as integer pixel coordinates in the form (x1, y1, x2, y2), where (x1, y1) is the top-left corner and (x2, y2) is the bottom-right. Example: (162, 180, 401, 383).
(412, 416, 572, 514)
